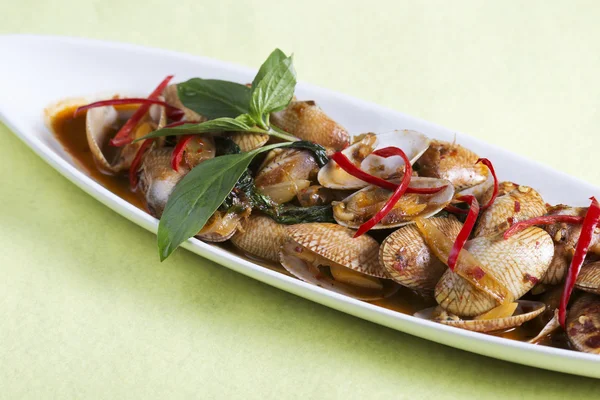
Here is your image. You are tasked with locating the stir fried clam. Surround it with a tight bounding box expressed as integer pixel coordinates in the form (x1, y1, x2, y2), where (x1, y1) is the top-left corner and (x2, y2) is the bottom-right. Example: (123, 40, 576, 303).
(380, 217, 462, 292)
(435, 227, 554, 316)
(280, 223, 397, 300)
(542, 206, 600, 284)
(231, 215, 288, 262)
(566, 294, 600, 354)
(271, 100, 350, 153)
(575, 262, 600, 295)
(318, 130, 430, 190)
(416, 139, 489, 191)
(255, 148, 318, 204)
(332, 177, 454, 230)
(415, 300, 546, 333)
(473, 182, 547, 237)
(86, 102, 166, 173)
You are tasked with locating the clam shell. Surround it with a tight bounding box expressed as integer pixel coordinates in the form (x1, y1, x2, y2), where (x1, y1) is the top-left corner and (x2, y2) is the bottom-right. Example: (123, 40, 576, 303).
(542, 205, 600, 284)
(226, 132, 269, 152)
(474, 183, 547, 237)
(435, 227, 554, 316)
(280, 239, 397, 301)
(415, 300, 545, 333)
(270, 100, 349, 152)
(138, 147, 186, 218)
(230, 216, 288, 262)
(380, 217, 463, 291)
(164, 84, 206, 122)
(416, 139, 488, 191)
(575, 262, 600, 295)
(456, 173, 494, 204)
(196, 210, 245, 243)
(332, 177, 454, 230)
(318, 130, 430, 190)
(86, 104, 165, 174)
(284, 223, 385, 277)
(566, 294, 600, 354)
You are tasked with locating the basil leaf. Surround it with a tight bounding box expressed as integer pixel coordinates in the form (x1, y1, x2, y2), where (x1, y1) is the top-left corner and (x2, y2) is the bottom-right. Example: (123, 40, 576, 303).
(249, 54, 296, 123)
(157, 152, 254, 261)
(137, 115, 266, 141)
(285, 141, 329, 167)
(252, 49, 287, 89)
(177, 78, 251, 119)
(250, 187, 334, 224)
(157, 142, 288, 260)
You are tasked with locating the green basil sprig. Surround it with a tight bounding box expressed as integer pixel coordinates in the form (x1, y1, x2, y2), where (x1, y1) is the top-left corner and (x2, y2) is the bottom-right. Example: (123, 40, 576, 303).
(143, 49, 298, 143)
(157, 141, 328, 260)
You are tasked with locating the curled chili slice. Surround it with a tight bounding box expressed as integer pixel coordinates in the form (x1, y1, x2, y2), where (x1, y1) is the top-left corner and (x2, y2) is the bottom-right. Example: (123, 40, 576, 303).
(503, 215, 585, 239)
(110, 75, 174, 147)
(353, 147, 412, 238)
(558, 197, 600, 327)
(73, 98, 182, 117)
(447, 195, 479, 271)
(476, 158, 498, 209)
(329, 151, 446, 195)
(171, 135, 195, 172)
(129, 139, 155, 189)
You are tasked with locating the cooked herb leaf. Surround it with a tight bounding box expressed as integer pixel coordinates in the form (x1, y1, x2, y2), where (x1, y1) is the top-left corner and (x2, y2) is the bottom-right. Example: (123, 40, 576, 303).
(285, 141, 329, 167)
(249, 53, 296, 126)
(250, 188, 334, 224)
(177, 78, 251, 119)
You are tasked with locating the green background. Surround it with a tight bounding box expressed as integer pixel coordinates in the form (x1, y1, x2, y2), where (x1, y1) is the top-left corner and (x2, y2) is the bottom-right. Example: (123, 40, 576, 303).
(2, 1, 600, 398)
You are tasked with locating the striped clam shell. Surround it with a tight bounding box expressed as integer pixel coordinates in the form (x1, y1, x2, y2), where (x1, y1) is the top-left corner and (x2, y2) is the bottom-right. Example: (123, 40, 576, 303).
(474, 183, 547, 238)
(231, 216, 288, 262)
(415, 300, 545, 333)
(435, 227, 554, 317)
(379, 217, 463, 291)
(566, 294, 600, 354)
(575, 262, 600, 295)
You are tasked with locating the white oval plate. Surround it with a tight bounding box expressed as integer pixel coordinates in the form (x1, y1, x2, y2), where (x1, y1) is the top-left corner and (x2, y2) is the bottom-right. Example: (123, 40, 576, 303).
(1, 34, 598, 378)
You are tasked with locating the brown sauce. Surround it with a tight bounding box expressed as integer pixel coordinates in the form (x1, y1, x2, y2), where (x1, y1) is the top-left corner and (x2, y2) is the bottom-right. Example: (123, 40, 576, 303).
(50, 106, 558, 348)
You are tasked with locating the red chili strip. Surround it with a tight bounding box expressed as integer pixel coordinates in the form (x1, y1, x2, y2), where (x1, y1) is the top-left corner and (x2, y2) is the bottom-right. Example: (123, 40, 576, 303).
(354, 147, 412, 238)
(445, 204, 469, 214)
(330, 151, 445, 194)
(559, 197, 600, 327)
(447, 195, 479, 271)
(73, 98, 181, 117)
(503, 215, 585, 239)
(476, 158, 498, 209)
(129, 139, 154, 189)
(171, 135, 195, 172)
(110, 75, 174, 147)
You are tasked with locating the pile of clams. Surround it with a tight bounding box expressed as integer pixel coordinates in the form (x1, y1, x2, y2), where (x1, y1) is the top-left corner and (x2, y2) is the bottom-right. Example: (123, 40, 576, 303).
(80, 84, 600, 356)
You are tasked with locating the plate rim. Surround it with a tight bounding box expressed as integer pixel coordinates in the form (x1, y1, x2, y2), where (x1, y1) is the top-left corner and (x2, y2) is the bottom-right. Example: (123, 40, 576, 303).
(1, 33, 599, 378)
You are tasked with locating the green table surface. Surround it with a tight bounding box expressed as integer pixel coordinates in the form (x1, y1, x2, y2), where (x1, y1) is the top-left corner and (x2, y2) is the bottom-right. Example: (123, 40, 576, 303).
(2, 1, 600, 398)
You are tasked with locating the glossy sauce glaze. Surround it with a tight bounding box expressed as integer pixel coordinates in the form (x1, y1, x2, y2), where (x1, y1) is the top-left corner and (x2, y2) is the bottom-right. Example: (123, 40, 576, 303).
(50, 106, 564, 347)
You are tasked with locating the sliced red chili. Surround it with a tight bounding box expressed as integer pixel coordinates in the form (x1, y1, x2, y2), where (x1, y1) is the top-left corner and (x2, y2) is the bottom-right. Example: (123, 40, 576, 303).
(503, 215, 585, 239)
(447, 195, 479, 271)
(329, 151, 446, 195)
(171, 135, 195, 172)
(476, 158, 498, 209)
(110, 75, 174, 147)
(129, 139, 154, 189)
(73, 98, 181, 117)
(559, 197, 600, 327)
(354, 147, 412, 238)
(514, 200, 521, 213)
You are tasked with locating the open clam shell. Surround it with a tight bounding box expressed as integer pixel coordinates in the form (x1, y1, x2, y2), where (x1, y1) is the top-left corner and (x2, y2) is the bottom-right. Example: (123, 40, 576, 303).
(86, 103, 166, 174)
(415, 300, 546, 333)
(380, 217, 463, 291)
(474, 182, 547, 237)
(279, 223, 397, 300)
(575, 262, 600, 295)
(230, 216, 288, 262)
(332, 177, 454, 230)
(566, 294, 600, 354)
(435, 227, 554, 317)
(318, 130, 430, 190)
(164, 84, 206, 122)
(196, 210, 245, 243)
(416, 139, 488, 191)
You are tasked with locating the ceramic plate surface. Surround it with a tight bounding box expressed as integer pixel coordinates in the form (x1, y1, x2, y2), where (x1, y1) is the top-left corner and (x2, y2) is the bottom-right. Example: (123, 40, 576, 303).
(1, 34, 598, 378)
